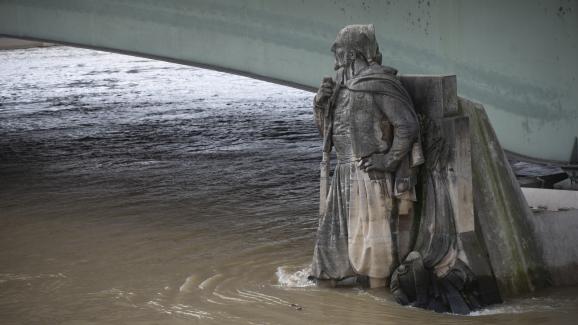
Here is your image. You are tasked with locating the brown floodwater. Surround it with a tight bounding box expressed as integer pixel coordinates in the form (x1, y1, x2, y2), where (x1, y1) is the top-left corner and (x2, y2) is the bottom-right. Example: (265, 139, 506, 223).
(1, 46, 577, 324)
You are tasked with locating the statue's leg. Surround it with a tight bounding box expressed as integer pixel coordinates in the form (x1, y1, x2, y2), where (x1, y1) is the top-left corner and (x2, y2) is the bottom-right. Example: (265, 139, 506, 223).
(369, 277, 387, 288)
(310, 162, 355, 281)
(348, 167, 395, 286)
(397, 197, 415, 262)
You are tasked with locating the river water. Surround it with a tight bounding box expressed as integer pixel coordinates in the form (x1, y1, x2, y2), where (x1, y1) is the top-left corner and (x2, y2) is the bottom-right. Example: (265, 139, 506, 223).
(1, 46, 577, 324)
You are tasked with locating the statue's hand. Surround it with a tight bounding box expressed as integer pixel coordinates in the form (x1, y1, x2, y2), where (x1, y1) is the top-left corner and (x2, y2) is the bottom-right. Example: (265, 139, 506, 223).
(359, 153, 399, 173)
(314, 76, 335, 109)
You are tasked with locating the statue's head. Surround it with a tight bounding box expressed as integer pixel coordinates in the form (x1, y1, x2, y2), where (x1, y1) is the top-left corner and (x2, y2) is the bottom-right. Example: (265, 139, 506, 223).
(331, 24, 382, 71)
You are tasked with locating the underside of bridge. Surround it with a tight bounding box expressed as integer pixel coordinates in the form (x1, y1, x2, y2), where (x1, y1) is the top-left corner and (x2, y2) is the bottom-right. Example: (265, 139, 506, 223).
(1, 0, 577, 161)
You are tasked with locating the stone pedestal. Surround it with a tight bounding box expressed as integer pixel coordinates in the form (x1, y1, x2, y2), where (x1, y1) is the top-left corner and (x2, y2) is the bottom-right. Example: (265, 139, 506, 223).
(399, 75, 547, 300)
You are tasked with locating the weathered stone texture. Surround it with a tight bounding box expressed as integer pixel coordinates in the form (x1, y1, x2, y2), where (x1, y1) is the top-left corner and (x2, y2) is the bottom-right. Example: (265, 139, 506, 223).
(401, 75, 549, 298)
(400, 75, 458, 119)
(460, 98, 550, 296)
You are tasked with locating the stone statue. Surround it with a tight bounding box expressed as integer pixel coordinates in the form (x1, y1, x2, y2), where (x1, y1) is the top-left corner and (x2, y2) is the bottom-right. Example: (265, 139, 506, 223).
(309, 24, 422, 289)
(309, 24, 501, 314)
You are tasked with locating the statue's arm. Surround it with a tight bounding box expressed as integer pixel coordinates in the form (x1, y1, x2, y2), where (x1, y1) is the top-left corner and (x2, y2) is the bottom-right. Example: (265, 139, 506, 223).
(376, 94, 419, 169)
(312, 77, 337, 136)
(312, 95, 324, 135)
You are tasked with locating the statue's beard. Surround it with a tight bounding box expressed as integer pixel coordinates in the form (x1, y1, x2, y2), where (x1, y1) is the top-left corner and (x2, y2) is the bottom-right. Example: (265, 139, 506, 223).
(333, 56, 353, 71)
(333, 51, 350, 71)
(334, 61, 354, 82)
(333, 67, 345, 85)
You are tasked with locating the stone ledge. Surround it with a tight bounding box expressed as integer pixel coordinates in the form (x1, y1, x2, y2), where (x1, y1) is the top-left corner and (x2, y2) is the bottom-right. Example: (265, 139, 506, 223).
(522, 188, 578, 211)
(0, 37, 53, 50)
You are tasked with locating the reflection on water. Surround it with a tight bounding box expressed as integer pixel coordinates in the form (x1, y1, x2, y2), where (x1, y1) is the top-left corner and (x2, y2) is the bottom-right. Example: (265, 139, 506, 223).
(1, 47, 577, 324)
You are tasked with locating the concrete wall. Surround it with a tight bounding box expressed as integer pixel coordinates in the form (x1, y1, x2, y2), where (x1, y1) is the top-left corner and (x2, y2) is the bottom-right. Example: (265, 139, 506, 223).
(529, 209, 578, 286)
(522, 187, 578, 286)
(0, 0, 576, 161)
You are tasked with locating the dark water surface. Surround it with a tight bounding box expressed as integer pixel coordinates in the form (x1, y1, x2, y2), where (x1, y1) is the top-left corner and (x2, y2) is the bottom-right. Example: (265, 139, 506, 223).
(1, 47, 577, 324)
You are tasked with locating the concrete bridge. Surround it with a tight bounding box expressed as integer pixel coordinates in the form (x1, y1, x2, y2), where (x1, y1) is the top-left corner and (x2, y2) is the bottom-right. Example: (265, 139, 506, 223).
(1, 0, 577, 162)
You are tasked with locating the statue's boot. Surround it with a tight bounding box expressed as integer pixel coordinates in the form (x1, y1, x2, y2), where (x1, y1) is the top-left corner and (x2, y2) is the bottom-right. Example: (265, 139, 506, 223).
(369, 277, 387, 288)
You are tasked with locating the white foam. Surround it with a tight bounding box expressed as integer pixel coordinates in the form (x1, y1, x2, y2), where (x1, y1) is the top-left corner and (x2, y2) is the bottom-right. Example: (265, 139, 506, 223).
(146, 300, 214, 320)
(275, 266, 315, 288)
(468, 299, 558, 316)
(0, 273, 66, 283)
(469, 306, 531, 316)
(198, 273, 223, 290)
(178, 274, 199, 293)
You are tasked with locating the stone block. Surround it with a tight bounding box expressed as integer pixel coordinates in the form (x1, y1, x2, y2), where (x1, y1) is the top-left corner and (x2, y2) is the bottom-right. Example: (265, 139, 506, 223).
(460, 97, 550, 297)
(459, 231, 502, 305)
(441, 116, 475, 234)
(399, 75, 458, 119)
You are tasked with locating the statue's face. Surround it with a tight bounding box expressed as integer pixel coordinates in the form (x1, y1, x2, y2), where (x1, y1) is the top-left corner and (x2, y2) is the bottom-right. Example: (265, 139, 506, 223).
(331, 44, 348, 71)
